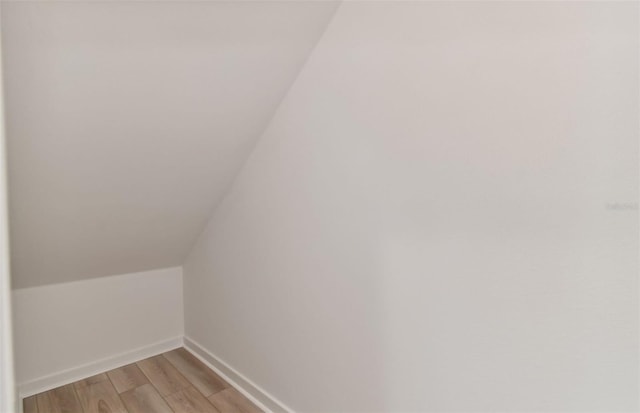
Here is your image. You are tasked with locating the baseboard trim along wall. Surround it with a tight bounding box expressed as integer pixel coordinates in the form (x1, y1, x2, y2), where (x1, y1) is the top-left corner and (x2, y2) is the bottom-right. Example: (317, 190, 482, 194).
(19, 336, 292, 413)
(18, 336, 183, 399)
(183, 336, 293, 413)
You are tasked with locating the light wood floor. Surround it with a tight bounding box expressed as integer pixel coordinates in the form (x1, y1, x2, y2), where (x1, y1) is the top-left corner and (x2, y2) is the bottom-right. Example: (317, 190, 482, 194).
(23, 348, 263, 413)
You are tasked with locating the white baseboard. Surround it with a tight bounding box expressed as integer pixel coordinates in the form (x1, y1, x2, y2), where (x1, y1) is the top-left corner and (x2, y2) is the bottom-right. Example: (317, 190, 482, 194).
(184, 336, 293, 413)
(17, 335, 289, 413)
(18, 336, 183, 399)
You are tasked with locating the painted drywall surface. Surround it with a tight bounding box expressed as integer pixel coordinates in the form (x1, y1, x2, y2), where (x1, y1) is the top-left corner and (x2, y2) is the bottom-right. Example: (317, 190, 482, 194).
(184, 2, 639, 411)
(12, 267, 183, 385)
(1, 1, 339, 288)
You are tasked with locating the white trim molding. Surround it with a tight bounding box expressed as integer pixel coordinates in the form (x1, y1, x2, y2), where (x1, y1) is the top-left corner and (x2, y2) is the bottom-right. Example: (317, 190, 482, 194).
(18, 335, 293, 413)
(18, 336, 183, 399)
(184, 336, 293, 413)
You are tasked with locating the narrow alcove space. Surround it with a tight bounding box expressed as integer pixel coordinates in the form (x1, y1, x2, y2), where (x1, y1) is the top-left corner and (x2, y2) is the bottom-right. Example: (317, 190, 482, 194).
(0, 1, 637, 413)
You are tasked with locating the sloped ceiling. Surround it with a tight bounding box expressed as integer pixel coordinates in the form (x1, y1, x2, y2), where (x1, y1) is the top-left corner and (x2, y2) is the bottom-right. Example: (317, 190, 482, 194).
(2, 1, 339, 289)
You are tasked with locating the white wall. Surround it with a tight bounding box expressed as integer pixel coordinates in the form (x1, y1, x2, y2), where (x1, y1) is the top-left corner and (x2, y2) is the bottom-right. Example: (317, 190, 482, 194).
(184, 2, 639, 412)
(2, 1, 338, 289)
(13, 267, 183, 395)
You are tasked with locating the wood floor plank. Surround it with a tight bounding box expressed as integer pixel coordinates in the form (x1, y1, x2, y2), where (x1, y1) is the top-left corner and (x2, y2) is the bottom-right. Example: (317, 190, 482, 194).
(163, 348, 228, 397)
(165, 386, 220, 413)
(208, 388, 262, 413)
(36, 384, 84, 413)
(120, 383, 174, 413)
(137, 355, 191, 396)
(23, 395, 38, 413)
(74, 379, 127, 413)
(107, 363, 150, 393)
(74, 373, 109, 389)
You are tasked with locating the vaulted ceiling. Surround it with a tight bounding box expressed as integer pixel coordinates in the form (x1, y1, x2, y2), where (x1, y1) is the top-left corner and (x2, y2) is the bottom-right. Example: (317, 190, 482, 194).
(2, 1, 339, 288)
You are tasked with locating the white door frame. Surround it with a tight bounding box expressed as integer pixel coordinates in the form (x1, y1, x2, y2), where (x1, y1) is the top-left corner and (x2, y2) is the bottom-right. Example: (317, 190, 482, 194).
(0, 4, 17, 410)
